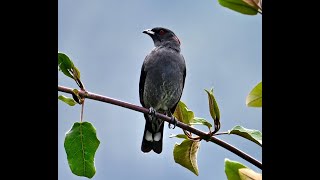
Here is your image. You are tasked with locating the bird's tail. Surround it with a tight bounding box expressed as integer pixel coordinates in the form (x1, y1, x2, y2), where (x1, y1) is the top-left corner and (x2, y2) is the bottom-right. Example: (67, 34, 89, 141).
(141, 114, 164, 154)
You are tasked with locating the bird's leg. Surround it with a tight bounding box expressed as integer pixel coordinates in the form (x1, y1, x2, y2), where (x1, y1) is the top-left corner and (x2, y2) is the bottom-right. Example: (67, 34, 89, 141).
(167, 111, 177, 129)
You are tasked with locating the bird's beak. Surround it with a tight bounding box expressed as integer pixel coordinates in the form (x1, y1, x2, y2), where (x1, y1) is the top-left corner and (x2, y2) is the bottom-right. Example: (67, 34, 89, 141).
(143, 29, 155, 35)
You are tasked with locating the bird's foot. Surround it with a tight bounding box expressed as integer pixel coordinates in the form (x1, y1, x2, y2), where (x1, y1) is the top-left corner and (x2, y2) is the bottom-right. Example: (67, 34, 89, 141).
(148, 107, 156, 121)
(168, 116, 177, 129)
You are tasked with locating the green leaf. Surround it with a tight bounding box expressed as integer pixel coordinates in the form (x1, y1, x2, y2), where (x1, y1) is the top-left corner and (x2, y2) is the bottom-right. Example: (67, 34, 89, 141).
(58, 52, 82, 85)
(238, 168, 262, 180)
(64, 122, 100, 178)
(218, 0, 259, 15)
(169, 134, 188, 139)
(225, 158, 247, 180)
(190, 117, 212, 129)
(58, 95, 77, 106)
(205, 88, 221, 132)
(58, 52, 75, 79)
(246, 81, 262, 107)
(229, 125, 262, 146)
(173, 101, 194, 125)
(173, 139, 200, 176)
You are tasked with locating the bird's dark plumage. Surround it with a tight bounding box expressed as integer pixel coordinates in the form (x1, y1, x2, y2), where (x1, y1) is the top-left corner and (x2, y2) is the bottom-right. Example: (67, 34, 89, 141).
(139, 27, 186, 154)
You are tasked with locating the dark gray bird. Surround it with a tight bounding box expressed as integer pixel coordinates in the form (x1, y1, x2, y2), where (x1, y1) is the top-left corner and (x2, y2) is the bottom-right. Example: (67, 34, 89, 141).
(139, 27, 186, 154)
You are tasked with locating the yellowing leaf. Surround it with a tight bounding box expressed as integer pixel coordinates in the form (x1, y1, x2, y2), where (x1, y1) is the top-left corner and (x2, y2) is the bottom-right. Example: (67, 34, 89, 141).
(239, 168, 262, 180)
(225, 158, 247, 180)
(173, 101, 194, 125)
(173, 139, 200, 176)
(246, 81, 262, 107)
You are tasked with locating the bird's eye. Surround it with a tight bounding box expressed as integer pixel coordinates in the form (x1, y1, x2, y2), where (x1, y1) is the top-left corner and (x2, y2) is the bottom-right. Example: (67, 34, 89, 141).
(159, 29, 165, 35)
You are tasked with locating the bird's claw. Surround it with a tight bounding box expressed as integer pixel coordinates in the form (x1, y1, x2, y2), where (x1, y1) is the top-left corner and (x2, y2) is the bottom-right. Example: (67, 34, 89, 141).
(148, 107, 156, 116)
(168, 116, 177, 129)
(148, 107, 156, 122)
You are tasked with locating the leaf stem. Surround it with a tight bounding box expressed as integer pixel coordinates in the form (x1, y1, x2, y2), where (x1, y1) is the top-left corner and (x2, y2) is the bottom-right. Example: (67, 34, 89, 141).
(213, 132, 229, 136)
(80, 99, 85, 122)
(58, 85, 262, 169)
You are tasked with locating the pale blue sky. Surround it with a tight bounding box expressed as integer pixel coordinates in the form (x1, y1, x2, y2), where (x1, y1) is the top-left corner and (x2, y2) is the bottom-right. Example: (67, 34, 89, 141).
(58, 0, 262, 179)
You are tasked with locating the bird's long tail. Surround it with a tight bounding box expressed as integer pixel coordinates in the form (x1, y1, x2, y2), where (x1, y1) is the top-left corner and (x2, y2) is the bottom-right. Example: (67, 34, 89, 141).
(141, 114, 164, 154)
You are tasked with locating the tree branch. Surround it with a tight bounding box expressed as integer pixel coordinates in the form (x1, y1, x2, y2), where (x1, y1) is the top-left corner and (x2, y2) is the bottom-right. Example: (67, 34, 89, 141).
(58, 85, 262, 169)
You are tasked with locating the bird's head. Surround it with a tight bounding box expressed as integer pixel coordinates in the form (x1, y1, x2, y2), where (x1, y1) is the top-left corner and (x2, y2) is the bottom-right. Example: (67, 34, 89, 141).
(143, 27, 181, 48)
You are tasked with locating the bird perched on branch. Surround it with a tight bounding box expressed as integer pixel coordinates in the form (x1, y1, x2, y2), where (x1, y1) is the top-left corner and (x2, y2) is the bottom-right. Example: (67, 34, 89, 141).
(139, 27, 186, 154)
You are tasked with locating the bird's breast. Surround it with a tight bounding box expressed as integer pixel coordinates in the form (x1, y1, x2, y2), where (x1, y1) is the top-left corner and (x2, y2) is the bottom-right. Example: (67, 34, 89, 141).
(143, 68, 184, 111)
(142, 48, 185, 111)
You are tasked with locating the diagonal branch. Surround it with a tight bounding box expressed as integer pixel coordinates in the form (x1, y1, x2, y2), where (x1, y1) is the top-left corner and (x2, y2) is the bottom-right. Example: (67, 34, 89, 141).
(58, 85, 262, 169)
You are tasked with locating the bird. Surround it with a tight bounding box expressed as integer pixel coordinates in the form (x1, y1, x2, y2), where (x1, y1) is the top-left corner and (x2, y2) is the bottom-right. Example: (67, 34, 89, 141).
(139, 27, 186, 154)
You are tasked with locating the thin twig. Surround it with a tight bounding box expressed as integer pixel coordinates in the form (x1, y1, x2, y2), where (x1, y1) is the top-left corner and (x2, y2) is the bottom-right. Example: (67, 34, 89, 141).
(58, 85, 262, 169)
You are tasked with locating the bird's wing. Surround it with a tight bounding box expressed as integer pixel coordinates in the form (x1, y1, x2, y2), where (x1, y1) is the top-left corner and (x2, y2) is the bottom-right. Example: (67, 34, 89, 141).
(170, 55, 186, 114)
(139, 57, 148, 107)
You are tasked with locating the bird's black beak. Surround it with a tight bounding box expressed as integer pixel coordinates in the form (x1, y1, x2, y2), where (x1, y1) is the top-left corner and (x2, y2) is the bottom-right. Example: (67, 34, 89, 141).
(143, 29, 155, 36)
